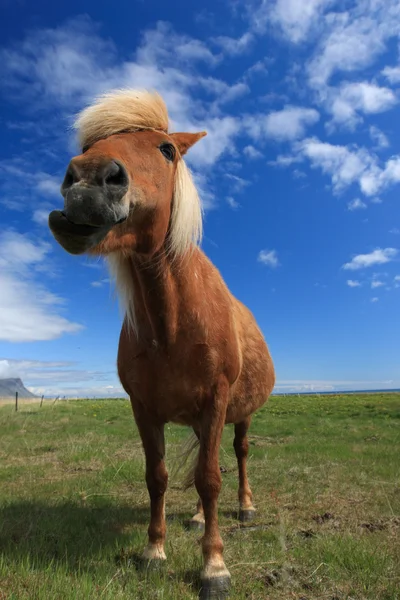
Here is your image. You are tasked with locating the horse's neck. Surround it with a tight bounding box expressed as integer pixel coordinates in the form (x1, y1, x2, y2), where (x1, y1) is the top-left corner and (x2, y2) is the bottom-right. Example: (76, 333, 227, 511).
(113, 250, 194, 347)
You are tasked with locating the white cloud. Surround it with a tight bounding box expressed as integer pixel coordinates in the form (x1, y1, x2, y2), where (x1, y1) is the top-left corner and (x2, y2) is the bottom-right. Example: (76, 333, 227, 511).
(226, 196, 240, 210)
(371, 280, 384, 288)
(224, 173, 251, 192)
(347, 279, 361, 287)
(395, 275, 400, 281)
(32, 208, 50, 225)
(0, 17, 245, 173)
(192, 172, 216, 211)
(382, 65, 400, 84)
(212, 32, 253, 55)
(247, 106, 320, 142)
(371, 297, 379, 302)
(360, 156, 400, 196)
(369, 126, 389, 149)
(295, 137, 374, 193)
(268, 154, 303, 167)
(36, 174, 61, 196)
(0, 358, 124, 398)
(0, 359, 72, 379)
(274, 378, 398, 392)
(28, 384, 126, 399)
(342, 247, 398, 270)
(348, 198, 367, 211)
(31, 200, 56, 226)
(328, 82, 397, 129)
(0, 231, 82, 342)
(258, 249, 280, 268)
(90, 278, 111, 288)
(243, 145, 263, 159)
(308, 1, 400, 89)
(288, 137, 400, 197)
(254, 0, 333, 43)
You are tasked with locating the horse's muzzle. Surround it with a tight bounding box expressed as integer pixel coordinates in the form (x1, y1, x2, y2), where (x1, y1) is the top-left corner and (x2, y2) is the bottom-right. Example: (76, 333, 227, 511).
(48, 158, 130, 254)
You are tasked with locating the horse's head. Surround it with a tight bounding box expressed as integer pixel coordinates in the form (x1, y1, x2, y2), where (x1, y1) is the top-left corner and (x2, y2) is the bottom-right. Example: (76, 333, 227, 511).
(49, 90, 206, 257)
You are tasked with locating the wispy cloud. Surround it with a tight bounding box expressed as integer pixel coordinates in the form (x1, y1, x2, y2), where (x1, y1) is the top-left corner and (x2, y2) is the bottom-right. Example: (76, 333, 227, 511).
(307, 0, 400, 89)
(246, 106, 319, 142)
(91, 278, 111, 288)
(369, 126, 389, 150)
(382, 65, 400, 84)
(0, 230, 82, 342)
(226, 196, 240, 210)
(243, 145, 263, 159)
(274, 378, 398, 393)
(342, 248, 398, 271)
(212, 32, 254, 55)
(348, 198, 367, 211)
(224, 173, 251, 192)
(285, 137, 400, 198)
(258, 249, 280, 268)
(0, 358, 125, 398)
(371, 280, 384, 288)
(327, 81, 397, 130)
(250, 0, 332, 44)
(347, 279, 361, 287)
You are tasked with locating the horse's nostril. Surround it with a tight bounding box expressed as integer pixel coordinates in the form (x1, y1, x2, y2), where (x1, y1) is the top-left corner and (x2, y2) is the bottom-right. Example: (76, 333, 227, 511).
(104, 161, 128, 187)
(62, 166, 76, 190)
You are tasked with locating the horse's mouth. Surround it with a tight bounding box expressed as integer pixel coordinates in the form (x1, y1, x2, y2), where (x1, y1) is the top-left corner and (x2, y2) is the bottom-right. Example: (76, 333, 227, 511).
(51, 210, 127, 234)
(48, 210, 127, 255)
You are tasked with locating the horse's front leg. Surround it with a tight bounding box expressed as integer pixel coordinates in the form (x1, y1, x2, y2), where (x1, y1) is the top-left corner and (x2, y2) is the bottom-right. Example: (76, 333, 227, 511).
(134, 410, 168, 562)
(196, 376, 231, 599)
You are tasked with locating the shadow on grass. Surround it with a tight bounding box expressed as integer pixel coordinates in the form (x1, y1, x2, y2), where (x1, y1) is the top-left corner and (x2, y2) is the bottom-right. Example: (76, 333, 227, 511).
(0, 501, 188, 572)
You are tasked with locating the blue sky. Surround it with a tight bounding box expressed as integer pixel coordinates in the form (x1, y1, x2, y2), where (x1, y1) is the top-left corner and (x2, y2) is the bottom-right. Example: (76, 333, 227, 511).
(0, 0, 399, 396)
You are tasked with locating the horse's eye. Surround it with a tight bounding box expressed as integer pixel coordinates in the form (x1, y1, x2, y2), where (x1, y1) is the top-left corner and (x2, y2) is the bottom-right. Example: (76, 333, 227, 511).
(159, 143, 176, 162)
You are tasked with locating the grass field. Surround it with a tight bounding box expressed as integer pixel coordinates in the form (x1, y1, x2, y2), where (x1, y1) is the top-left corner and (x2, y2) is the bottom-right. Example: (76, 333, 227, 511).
(0, 393, 399, 599)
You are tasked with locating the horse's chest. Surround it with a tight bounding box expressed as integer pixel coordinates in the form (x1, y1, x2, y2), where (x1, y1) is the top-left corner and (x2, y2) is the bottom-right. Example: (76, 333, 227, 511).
(118, 343, 218, 423)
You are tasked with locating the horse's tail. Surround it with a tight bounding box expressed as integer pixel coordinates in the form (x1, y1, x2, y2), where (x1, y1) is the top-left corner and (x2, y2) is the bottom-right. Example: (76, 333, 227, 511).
(172, 431, 199, 491)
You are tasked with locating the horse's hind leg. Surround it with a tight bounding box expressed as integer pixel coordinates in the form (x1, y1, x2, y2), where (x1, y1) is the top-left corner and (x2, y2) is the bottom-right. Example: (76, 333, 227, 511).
(189, 429, 205, 531)
(189, 496, 205, 530)
(234, 417, 256, 522)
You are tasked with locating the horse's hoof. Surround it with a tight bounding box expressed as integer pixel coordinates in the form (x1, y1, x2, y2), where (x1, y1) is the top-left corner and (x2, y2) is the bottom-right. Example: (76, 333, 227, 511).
(239, 508, 256, 523)
(187, 519, 205, 531)
(199, 575, 231, 599)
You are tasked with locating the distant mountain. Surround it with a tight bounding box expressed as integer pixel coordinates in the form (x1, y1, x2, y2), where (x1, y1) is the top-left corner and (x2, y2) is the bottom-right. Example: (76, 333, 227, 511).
(0, 378, 37, 398)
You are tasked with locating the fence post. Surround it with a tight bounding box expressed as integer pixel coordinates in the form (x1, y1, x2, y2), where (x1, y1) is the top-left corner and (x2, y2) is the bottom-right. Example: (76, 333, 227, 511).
(15, 391, 18, 412)
(40, 395, 44, 408)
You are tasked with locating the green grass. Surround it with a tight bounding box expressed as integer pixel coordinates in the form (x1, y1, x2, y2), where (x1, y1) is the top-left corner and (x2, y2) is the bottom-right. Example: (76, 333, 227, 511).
(0, 393, 399, 599)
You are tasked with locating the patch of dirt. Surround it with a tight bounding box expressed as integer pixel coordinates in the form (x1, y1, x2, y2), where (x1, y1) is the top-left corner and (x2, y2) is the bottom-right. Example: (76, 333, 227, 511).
(263, 569, 281, 587)
(312, 512, 335, 524)
(298, 528, 316, 539)
(360, 517, 400, 532)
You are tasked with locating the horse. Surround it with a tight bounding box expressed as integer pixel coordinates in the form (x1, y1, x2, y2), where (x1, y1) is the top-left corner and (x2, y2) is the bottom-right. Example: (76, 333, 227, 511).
(49, 89, 275, 599)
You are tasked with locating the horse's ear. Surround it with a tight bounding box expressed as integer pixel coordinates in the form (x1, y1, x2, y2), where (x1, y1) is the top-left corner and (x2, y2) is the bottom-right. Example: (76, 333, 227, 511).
(169, 131, 207, 156)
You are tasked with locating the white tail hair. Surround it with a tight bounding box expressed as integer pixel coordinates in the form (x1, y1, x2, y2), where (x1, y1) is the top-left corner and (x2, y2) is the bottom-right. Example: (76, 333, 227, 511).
(171, 431, 200, 491)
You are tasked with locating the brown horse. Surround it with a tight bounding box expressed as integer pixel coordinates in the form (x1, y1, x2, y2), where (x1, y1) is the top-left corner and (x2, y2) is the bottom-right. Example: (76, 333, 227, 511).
(49, 90, 275, 599)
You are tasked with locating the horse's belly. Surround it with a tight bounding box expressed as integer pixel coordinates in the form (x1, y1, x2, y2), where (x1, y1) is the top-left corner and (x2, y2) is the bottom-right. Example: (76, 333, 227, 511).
(226, 351, 275, 424)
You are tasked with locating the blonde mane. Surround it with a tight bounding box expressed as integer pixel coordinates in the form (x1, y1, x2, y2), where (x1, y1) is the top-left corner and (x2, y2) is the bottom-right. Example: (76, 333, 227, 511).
(75, 89, 203, 334)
